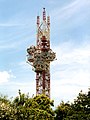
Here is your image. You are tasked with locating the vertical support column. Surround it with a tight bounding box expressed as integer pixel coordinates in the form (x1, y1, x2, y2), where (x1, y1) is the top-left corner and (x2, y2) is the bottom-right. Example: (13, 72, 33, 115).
(36, 72, 39, 95)
(48, 71, 50, 98)
(45, 69, 50, 98)
(42, 71, 45, 94)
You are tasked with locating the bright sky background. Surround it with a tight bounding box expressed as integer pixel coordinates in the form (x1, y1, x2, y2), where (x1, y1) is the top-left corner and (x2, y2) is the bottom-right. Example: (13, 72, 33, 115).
(0, 0, 90, 107)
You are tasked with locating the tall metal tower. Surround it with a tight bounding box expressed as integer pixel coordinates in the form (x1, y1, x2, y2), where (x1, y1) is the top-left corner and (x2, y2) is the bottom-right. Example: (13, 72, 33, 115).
(27, 8, 56, 98)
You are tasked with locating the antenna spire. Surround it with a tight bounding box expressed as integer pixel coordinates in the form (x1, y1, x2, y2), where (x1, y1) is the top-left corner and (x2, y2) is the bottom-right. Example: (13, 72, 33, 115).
(43, 8, 46, 21)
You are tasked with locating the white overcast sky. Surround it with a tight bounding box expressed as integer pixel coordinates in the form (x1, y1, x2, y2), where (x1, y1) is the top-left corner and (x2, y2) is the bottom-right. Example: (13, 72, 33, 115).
(0, 0, 90, 107)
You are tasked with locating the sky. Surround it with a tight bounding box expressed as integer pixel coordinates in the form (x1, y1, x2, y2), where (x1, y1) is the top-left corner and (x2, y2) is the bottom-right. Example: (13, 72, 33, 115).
(0, 0, 90, 107)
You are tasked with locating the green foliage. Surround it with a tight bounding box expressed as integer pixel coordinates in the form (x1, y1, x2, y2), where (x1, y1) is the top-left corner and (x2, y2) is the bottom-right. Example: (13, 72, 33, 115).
(33, 94, 54, 119)
(68, 89, 90, 120)
(0, 94, 14, 119)
(0, 90, 54, 119)
(55, 88, 90, 120)
(55, 101, 71, 120)
(0, 88, 90, 119)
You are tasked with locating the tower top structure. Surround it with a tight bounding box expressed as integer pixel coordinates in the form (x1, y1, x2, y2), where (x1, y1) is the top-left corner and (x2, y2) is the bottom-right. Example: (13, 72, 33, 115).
(27, 8, 56, 98)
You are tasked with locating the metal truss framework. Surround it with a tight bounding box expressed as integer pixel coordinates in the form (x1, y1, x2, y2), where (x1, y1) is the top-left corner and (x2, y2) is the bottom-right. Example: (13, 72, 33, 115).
(27, 8, 56, 98)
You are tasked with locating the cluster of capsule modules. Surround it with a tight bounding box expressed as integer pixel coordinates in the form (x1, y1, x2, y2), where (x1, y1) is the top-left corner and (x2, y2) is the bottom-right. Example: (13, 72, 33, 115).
(33, 57, 49, 72)
(32, 50, 43, 72)
(32, 50, 55, 72)
(27, 45, 36, 62)
(41, 49, 56, 61)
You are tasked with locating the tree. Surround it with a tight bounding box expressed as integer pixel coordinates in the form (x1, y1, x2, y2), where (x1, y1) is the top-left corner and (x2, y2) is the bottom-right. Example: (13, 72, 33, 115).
(69, 89, 90, 120)
(33, 94, 54, 119)
(0, 90, 54, 120)
(0, 94, 14, 119)
(13, 90, 54, 120)
(55, 101, 71, 120)
(0, 88, 90, 119)
(55, 88, 90, 120)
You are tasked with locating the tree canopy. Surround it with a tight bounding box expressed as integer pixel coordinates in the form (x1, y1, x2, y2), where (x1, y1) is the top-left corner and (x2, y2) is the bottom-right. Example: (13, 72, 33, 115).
(0, 88, 90, 119)
(55, 88, 90, 120)
(0, 90, 54, 120)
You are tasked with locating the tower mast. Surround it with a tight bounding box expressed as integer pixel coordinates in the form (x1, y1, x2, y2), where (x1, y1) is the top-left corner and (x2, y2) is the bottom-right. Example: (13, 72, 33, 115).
(27, 8, 56, 98)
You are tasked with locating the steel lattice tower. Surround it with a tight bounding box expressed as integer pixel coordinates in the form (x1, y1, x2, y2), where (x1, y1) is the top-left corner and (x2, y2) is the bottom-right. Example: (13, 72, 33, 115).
(27, 8, 56, 98)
